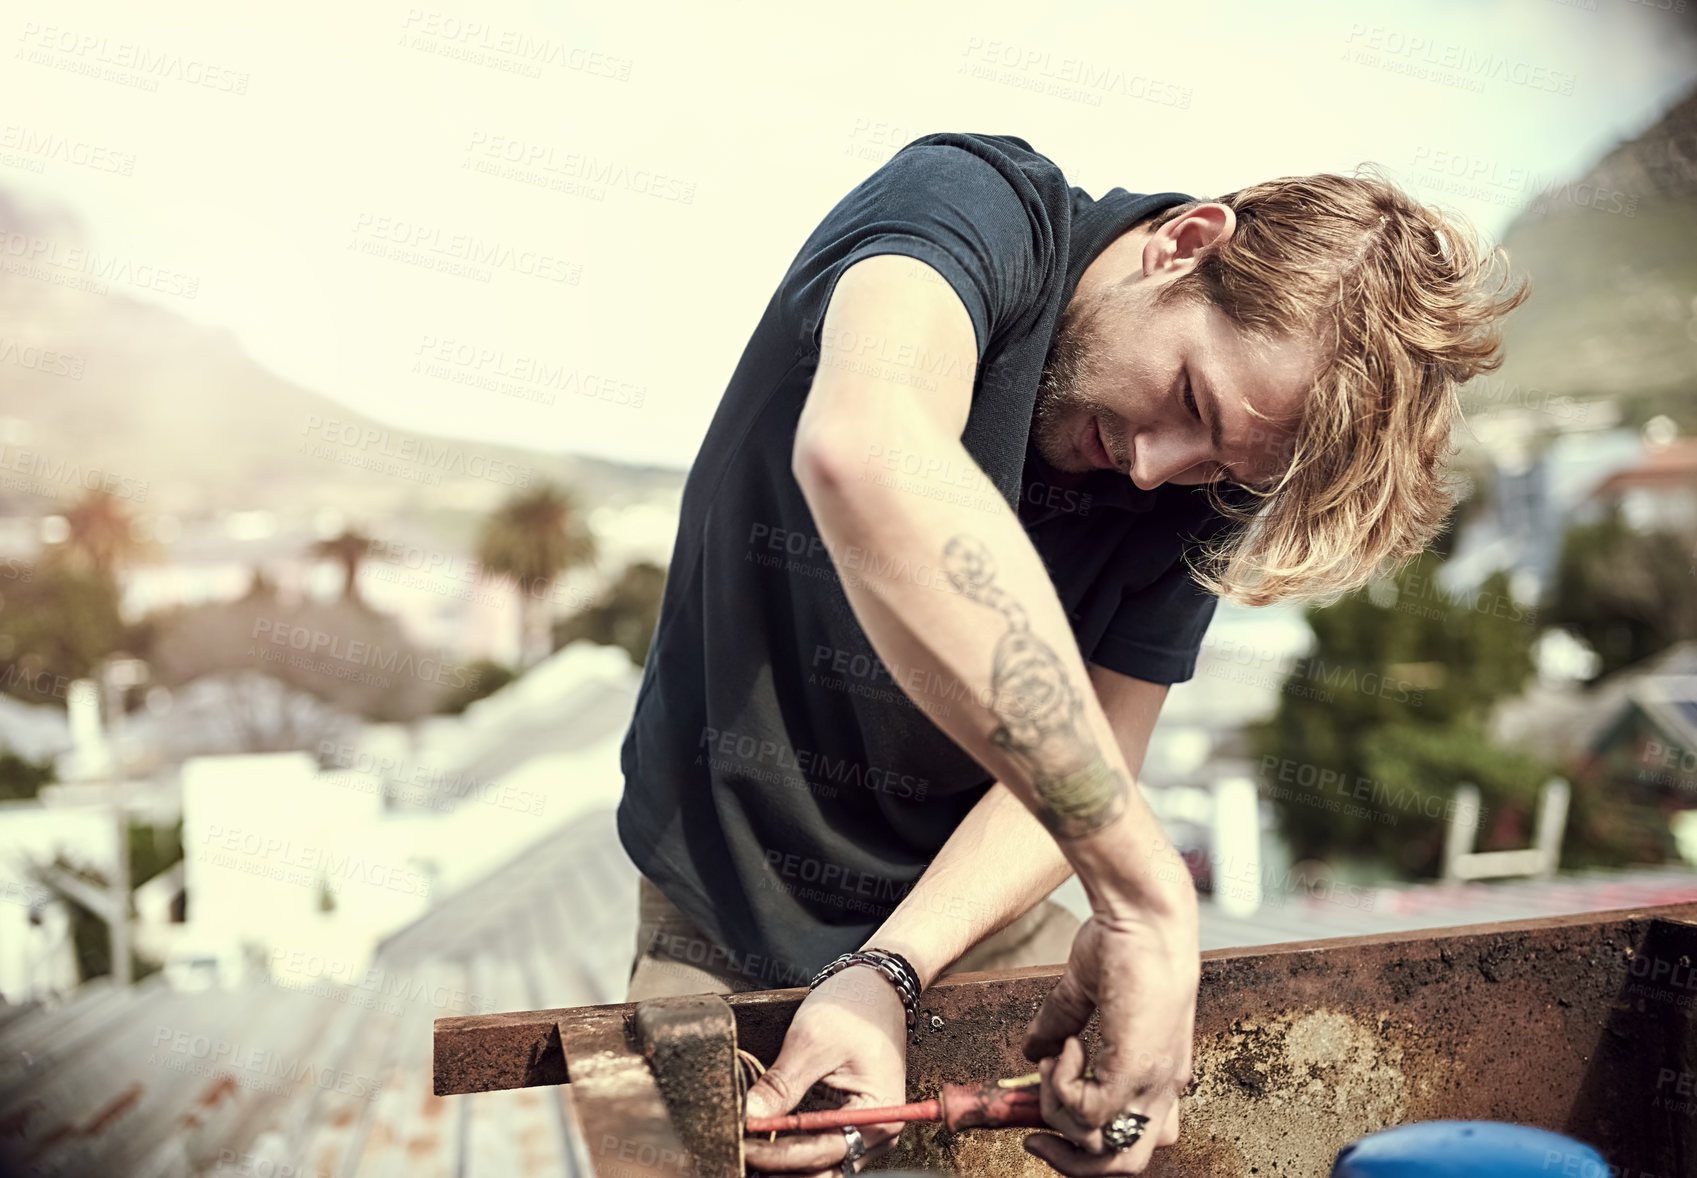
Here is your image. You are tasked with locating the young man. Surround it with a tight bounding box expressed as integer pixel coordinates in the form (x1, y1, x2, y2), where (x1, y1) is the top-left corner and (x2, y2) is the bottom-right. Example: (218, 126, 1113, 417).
(615, 131, 1525, 1176)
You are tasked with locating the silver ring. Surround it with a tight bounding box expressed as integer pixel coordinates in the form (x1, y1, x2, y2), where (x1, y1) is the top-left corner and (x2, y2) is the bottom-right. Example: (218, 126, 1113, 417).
(1102, 1110, 1150, 1152)
(841, 1124, 866, 1174)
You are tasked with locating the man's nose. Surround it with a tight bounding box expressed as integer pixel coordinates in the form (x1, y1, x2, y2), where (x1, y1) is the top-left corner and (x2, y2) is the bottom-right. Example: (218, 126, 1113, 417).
(1129, 432, 1205, 490)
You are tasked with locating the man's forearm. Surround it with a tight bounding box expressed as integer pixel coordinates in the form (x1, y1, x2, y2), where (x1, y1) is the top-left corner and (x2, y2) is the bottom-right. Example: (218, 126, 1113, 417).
(864, 781, 1073, 989)
(795, 418, 1194, 924)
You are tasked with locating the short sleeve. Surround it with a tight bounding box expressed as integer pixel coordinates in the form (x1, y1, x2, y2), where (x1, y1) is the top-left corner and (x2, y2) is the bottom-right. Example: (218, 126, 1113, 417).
(1088, 554, 1220, 686)
(1086, 486, 1254, 685)
(787, 135, 1057, 364)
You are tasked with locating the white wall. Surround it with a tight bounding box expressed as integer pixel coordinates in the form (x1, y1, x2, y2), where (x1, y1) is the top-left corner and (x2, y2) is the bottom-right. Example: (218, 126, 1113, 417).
(0, 801, 117, 1002)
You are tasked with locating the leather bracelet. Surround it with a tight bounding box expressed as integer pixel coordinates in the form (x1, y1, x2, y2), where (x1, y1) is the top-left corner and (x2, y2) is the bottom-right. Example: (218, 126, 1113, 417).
(810, 948, 922, 1030)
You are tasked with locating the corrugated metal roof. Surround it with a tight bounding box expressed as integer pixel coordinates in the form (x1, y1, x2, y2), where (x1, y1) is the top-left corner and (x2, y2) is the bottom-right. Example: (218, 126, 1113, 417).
(1196, 864, 1697, 950)
(0, 808, 634, 1178)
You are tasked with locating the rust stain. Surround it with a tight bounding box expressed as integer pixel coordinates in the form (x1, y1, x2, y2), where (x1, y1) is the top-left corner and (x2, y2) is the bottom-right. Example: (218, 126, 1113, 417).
(905, 1118, 1050, 1177)
(31, 1122, 75, 1153)
(83, 1082, 144, 1137)
(179, 1072, 242, 1133)
(520, 1144, 556, 1177)
(196, 1073, 241, 1111)
(1182, 1009, 1411, 1177)
(0, 1099, 43, 1138)
(434, 1011, 567, 1095)
(34, 1080, 147, 1154)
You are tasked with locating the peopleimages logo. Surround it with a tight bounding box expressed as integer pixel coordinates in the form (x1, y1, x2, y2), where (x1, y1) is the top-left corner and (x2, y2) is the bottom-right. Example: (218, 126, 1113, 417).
(958, 36, 1195, 108)
(269, 946, 494, 1014)
(1640, 739, 1697, 791)
(809, 643, 991, 715)
(698, 725, 929, 801)
(346, 213, 581, 285)
(412, 334, 646, 408)
(744, 521, 967, 599)
(196, 824, 432, 900)
(0, 231, 200, 297)
(316, 739, 546, 818)
(250, 618, 477, 691)
(1341, 23, 1576, 96)
(149, 1026, 380, 1100)
(0, 444, 149, 501)
(16, 22, 252, 95)
(299, 415, 532, 487)
(1258, 756, 1473, 823)
(399, 9, 634, 81)
(0, 123, 137, 177)
(0, 335, 86, 379)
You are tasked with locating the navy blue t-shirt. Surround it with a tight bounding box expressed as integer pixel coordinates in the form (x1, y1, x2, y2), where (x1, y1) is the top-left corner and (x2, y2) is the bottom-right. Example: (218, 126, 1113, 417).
(616, 132, 1242, 986)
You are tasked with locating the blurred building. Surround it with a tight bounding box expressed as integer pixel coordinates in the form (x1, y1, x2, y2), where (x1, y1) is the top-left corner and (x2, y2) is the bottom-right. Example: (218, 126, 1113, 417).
(1587, 437, 1697, 533)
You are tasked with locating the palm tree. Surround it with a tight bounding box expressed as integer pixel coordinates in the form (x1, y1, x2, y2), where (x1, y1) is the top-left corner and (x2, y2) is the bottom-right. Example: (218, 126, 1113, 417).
(476, 484, 597, 668)
(43, 489, 155, 581)
(310, 528, 374, 606)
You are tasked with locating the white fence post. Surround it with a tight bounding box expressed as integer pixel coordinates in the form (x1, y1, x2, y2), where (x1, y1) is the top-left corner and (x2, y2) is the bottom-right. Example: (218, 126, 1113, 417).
(1443, 783, 1481, 882)
(1444, 779, 1569, 883)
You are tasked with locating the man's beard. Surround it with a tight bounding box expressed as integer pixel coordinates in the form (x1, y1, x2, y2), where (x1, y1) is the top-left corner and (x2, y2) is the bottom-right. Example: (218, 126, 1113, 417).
(1032, 286, 1125, 473)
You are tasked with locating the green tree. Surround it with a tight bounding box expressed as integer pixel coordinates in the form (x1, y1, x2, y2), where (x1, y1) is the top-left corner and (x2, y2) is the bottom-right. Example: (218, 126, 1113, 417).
(130, 818, 183, 891)
(476, 484, 597, 668)
(553, 561, 667, 667)
(0, 564, 125, 706)
(439, 659, 518, 714)
(1546, 505, 1697, 679)
(0, 749, 56, 801)
(28, 821, 181, 984)
(0, 488, 156, 708)
(1255, 554, 1562, 877)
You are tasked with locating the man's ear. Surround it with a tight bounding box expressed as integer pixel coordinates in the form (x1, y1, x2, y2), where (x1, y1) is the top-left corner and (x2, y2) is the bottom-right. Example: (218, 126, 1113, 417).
(1143, 203, 1235, 275)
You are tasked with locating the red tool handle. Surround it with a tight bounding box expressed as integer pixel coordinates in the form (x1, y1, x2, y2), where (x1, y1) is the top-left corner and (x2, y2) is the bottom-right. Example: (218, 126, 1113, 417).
(745, 1099, 940, 1134)
(744, 1075, 1047, 1134)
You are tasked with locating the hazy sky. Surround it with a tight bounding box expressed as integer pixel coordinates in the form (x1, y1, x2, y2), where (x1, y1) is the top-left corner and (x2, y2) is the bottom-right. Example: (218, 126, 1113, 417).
(5, 0, 1694, 469)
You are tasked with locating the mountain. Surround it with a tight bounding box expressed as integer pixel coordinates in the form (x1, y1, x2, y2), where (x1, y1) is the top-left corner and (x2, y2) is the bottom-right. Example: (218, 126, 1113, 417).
(0, 187, 686, 535)
(1465, 85, 1697, 426)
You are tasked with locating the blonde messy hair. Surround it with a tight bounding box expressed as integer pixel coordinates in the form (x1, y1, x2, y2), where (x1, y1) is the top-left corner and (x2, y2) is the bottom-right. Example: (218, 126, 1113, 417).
(1145, 168, 1529, 607)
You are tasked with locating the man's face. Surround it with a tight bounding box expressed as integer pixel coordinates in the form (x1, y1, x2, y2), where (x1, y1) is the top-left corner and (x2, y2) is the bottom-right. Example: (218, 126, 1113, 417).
(1033, 269, 1319, 489)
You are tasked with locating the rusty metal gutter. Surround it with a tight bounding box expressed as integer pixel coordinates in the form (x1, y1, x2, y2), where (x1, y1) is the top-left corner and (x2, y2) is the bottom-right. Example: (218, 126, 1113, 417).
(436, 902, 1697, 1177)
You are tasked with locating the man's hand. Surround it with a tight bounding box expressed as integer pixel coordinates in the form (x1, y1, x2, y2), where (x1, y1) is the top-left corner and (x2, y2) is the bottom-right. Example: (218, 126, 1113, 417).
(742, 968, 910, 1178)
(1021, 906, 1199, 1175)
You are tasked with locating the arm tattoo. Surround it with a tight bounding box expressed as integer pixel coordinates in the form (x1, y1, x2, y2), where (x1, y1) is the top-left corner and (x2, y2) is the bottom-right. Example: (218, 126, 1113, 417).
(941, 535, 1128, 839)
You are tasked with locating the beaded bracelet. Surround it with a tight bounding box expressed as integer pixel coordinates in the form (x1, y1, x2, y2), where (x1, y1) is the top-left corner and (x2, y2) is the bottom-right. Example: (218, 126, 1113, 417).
(810, 948, 922, 1030)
